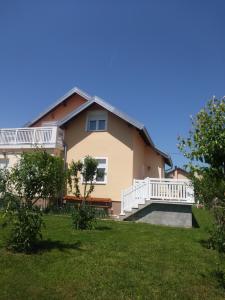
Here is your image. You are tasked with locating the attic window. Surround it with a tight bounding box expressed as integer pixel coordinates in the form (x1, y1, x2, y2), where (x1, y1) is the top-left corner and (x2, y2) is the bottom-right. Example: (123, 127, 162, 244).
(86, 110, 108, 131)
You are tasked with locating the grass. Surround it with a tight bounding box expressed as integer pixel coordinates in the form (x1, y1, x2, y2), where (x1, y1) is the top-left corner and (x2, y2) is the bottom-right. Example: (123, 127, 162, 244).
(0, 208, 224, 300)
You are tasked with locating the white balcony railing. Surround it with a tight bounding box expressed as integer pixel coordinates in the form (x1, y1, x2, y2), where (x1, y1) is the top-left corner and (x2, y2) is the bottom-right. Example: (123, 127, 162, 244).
(0, 126, 64, 150)
(121, 177, 194, 214)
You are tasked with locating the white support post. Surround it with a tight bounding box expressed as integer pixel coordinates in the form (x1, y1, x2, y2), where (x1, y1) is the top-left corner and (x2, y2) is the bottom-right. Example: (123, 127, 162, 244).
(14, 129, 18, 144)
(120, 190, 125, 215)
(32, 129, 36, 144)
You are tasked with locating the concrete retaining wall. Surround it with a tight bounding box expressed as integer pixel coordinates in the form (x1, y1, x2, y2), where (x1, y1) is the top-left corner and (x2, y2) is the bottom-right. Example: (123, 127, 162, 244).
(125, 202, 193, 228)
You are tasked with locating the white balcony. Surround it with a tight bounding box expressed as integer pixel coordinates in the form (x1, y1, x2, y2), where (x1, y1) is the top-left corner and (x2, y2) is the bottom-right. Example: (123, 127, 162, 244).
(121, 177, 194, 214)
(0, 126, 64, 150)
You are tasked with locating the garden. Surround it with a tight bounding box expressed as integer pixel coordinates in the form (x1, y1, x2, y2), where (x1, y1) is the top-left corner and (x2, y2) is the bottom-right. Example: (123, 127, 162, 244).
(0, 97, 224, 299)
(0, 209, 224, 300)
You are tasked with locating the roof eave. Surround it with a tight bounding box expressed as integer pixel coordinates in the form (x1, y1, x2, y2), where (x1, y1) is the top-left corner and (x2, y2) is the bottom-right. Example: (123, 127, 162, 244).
(27, 87, 91, 127)
(154, 147, 173, 167)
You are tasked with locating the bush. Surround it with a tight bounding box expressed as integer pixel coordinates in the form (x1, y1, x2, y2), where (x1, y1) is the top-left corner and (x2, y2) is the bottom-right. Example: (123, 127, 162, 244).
(3, 201, 44, 253)
(44, 203, 109, 218)
(208, 207, 225, 253)
(0, 149, 65, 253)
(208, 224, 225, 253)
(72, 204, 96, 230)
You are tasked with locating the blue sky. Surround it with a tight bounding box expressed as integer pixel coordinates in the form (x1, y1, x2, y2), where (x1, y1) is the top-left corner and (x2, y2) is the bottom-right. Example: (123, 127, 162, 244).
(0, 0, 225, 167)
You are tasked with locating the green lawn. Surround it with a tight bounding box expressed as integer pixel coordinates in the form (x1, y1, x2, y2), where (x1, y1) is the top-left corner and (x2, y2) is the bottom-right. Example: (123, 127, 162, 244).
(0, 208, 224, 300)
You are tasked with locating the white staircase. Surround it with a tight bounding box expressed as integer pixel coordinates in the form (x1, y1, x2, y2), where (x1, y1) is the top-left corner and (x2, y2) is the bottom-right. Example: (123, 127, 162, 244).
(120, 177, 194, 217)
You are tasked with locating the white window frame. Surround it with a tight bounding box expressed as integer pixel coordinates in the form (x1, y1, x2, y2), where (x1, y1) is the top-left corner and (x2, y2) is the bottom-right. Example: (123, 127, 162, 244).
(86, 110, 108, 132)
(81, 157, 108, 185)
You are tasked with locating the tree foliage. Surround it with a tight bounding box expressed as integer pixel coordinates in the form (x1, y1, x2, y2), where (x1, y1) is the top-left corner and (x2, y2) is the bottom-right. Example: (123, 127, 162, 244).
(68, 156, 99, 201)
(178, 98, 225, 174)
(178, 97, 225, 253)
(67, 156, 100, 230)
(3, 199, 44, 253)
(0, 149, 65, 252)
(7, 150, 65, 206)
(178, 98, 225, 204)
(0, 168, 8, 195)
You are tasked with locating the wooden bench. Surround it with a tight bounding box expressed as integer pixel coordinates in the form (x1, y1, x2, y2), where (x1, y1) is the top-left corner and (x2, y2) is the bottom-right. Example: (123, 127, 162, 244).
(63, 196, 112, 212)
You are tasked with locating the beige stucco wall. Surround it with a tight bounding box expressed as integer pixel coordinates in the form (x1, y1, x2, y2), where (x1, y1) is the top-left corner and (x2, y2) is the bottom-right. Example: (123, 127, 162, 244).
(177, 171, 189, 180)
(168, 170, 189, 180)
(132, 129, 164, 179)
(64, 107, 134, 203)
(132, 129, 146, 179)
(64, 105, 166, 206)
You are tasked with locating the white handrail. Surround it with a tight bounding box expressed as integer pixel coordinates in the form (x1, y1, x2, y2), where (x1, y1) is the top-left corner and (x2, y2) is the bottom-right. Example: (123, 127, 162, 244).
(0, 126, 64, 149)
(121, 177, 194, 215)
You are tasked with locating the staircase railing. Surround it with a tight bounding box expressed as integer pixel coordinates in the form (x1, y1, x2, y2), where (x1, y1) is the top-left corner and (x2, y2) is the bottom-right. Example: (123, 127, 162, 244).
(121, 181, 148, 215)
(121, 177, 194, 215)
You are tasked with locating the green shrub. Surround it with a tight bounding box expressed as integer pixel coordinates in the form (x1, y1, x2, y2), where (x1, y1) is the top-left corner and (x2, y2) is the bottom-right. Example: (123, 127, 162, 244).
(208, 224, 225, 253)
(3, 201, 44, 253)
(72, 204, 96, 230)
(208, 208, 225, 253)
(0, 149, 65, 253)
(44, 203, 109, 218)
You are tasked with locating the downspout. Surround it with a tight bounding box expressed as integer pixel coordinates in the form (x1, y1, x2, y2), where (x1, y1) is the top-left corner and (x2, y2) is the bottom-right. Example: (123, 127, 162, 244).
(60, 142, 67, 207)
(63, 143, 67, 171)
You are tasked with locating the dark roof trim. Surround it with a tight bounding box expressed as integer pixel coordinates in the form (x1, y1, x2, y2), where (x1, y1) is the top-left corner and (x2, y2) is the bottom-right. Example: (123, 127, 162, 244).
(167, 166, 188, 174)
(27, 87, 91, 127)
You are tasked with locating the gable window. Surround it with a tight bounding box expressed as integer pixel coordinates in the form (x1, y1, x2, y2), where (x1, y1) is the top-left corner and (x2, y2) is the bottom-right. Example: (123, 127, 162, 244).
(86, 111, 107, 131)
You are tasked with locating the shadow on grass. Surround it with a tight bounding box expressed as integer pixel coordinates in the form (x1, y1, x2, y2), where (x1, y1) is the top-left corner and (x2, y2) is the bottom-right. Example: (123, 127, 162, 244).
(211, 270, 225, 289)
(95, 225, 112, 231)
(33, 239, 83, 253)
(192, 212, 200, 228)
(198, 233, 215, 250)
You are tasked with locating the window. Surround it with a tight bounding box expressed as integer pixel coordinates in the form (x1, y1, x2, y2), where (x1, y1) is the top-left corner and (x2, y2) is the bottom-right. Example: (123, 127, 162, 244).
(89, 120, 97, 131)
(86, 111, 107, 131)
(98, 120, 106, 130)
(95, 158, 107, 183)
(82, 157, 108, 184)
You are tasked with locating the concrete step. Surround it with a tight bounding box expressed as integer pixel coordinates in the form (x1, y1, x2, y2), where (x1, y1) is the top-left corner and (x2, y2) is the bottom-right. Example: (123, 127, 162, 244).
(122, 199, 152, 221)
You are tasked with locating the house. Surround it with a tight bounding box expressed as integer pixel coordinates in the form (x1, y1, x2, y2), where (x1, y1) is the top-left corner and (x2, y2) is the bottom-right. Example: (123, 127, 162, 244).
(0, 87, 194, 227)
(166, 166, 190, 180)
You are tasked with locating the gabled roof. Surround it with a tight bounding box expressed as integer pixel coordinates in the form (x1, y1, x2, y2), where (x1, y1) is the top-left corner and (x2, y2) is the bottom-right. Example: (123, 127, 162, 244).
(58, 94, 172, 167)
(27, 87, 91, 127)
(167, 166, 189, 175)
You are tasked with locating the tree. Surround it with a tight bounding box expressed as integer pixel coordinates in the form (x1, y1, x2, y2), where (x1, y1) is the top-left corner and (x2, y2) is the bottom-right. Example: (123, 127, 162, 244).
(178, 97, 225, 252)
(0, 168, 8, 196)
(178, 98, 225, 175)
(8, 149, 65, 207)
(68, 156, 99, 202)
(68, 156, 101, 229)
(1, 149, 65, 252)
